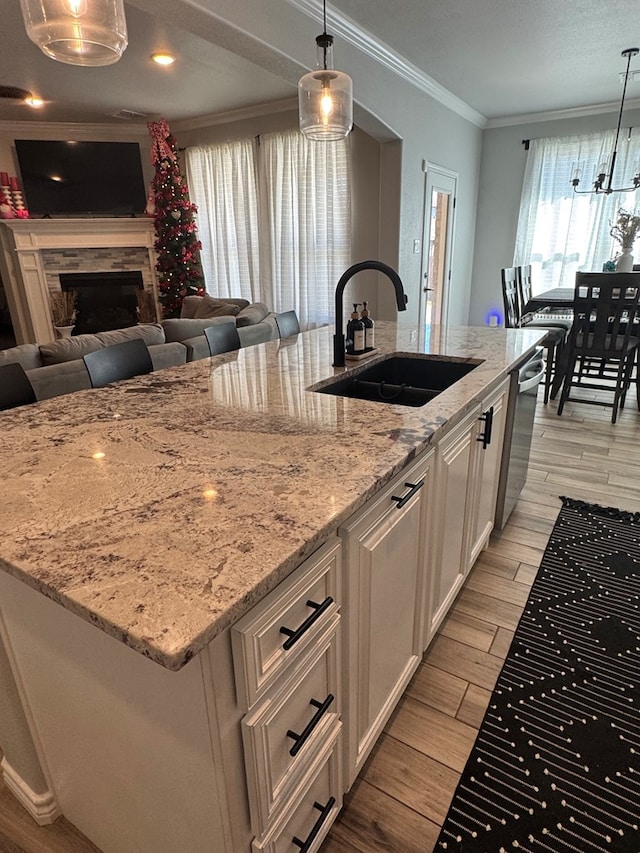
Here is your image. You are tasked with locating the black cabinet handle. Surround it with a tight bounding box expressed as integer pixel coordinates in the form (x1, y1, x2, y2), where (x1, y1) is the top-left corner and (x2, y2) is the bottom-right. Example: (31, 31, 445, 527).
(477, 405, 494, 449)
(292, 797, 336, 851)
(390, 480, 424, 509)
(287, 694, 335, 756)
(280, 597, 333, 650)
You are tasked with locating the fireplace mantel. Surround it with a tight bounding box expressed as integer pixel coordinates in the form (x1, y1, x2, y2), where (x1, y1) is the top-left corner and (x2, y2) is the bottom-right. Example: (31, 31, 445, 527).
(0, 218, 158, 344)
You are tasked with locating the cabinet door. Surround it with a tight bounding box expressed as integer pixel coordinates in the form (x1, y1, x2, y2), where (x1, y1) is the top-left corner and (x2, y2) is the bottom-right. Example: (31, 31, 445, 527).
(426, 408, 478, 646)
(339, 451, 433, 786)
(466, 379, 509, 570)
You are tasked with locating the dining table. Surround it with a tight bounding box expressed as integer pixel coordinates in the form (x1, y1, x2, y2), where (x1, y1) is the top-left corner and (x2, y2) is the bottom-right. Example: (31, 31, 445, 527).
(522, 287, 575, 314)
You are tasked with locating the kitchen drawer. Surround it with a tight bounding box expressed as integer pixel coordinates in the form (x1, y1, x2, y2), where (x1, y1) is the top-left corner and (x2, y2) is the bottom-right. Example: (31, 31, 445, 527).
(232, 538, 341, 709)
(251, 728, 342, 853)
(242, 616, 341, 834)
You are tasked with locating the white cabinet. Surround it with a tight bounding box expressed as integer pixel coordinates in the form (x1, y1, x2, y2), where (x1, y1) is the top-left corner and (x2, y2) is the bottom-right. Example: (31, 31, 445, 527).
(425, 378, 509, 646)
(231, 538, 343, 849)
(339, 451, 434, 786)
(466, 379, 509, 570)
(425, 407, 479, 645)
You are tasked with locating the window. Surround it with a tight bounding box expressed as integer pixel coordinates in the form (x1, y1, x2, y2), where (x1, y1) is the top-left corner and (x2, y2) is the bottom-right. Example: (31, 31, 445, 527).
(185, 130, 351, 327)
(514, 130, 640, 290)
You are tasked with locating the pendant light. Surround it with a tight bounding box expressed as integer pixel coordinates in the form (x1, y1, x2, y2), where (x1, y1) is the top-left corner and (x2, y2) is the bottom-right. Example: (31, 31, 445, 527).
(298, 0, 353, 141)
(571, 48, 640, 195)
(19, 0, 128, 67)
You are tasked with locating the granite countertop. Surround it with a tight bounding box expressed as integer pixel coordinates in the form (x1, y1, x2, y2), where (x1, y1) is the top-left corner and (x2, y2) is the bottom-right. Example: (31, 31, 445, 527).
(0, 322, 543, 671)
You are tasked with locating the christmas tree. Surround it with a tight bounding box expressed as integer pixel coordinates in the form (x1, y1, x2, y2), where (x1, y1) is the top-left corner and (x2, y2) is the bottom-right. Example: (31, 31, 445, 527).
(147, 118, 205, 318)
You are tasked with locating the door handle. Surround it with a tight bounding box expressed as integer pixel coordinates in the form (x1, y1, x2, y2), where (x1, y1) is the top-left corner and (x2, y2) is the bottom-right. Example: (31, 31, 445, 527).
(477, 406, 494, 449)
(391, 480, 424, 509)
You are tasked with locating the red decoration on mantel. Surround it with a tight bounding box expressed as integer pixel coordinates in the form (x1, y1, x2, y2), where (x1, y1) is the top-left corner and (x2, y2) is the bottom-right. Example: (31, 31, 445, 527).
(0, 189, 15, 219)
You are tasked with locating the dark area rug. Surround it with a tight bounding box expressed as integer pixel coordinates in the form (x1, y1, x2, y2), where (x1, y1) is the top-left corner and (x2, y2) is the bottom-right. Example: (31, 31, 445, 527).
(436, 496, 640, 852)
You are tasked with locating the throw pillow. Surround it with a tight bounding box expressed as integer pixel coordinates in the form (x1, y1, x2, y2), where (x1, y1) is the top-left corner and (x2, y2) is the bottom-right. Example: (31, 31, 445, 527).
(236, 302, 270, 327)
(39, 334, 104, 365)
(96, 324, 165, 348)
(180, 296, 202, 319)
(161, 317, 236, 343)
(194, 294, 241, 320)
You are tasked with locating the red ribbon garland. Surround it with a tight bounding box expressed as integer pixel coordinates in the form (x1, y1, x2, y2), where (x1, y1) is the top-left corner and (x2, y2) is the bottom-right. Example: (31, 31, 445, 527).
(147, 118, 176, 165)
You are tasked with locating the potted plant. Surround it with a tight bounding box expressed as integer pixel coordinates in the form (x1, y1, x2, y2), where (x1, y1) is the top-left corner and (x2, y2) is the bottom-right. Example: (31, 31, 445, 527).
(610, 208, 640, 271)
(49, 290, 77, 337)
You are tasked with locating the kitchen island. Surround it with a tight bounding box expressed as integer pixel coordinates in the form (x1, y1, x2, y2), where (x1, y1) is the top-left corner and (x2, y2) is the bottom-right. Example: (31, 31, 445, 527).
(0, 322, 544, 852)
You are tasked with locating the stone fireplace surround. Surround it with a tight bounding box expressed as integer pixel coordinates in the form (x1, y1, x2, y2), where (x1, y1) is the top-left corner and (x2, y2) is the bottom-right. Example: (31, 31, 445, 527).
(0, 219, 159, 345)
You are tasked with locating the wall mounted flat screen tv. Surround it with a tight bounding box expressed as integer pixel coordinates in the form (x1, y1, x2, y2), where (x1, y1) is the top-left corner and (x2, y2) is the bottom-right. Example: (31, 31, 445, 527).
(15, 140, 147, 217)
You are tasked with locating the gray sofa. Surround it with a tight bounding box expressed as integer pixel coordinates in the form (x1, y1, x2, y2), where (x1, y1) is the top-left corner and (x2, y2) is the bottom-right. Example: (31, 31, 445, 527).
(164, 295, 279, 361)
(0, 297, 281, 403)
(0, 324, 186, 401)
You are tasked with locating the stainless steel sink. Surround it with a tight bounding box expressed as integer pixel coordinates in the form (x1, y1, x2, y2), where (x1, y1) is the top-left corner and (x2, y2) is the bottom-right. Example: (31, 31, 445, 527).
(311, 354, 483, 407)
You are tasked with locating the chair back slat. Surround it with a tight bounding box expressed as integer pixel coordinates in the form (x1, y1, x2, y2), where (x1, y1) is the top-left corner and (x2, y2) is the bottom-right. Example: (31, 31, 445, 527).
(516, 264, 533, 318)
(83, 338, 153, 388)
(501, 267, 521, 328)
(0, 362, 37, 410)
(572, 273, 640, 357)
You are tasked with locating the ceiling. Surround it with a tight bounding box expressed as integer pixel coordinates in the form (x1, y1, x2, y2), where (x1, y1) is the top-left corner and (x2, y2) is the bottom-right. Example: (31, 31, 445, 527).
(1, 0, 640, 127)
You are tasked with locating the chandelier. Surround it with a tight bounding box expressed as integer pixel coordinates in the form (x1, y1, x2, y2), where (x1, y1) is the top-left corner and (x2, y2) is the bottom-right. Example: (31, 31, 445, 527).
(571, 48, 640, 195)
(19, 0, 128, 67)
(298, 0, 353, 141)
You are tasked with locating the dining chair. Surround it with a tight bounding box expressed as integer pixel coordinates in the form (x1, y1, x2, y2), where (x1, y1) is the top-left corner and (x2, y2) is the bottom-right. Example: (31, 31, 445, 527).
(557, 273, 640, 424)
(516, 265, 572, 329)
(204, 323, 241, 356)
(0, 362, 37, 410)
(83, 338, 153, 388)
(274, 310, 301, 338)
(501, 267, 567, 403)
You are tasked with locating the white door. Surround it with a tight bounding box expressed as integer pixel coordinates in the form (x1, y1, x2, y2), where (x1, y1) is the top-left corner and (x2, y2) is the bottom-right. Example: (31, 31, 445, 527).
(419, 165, 457, 340)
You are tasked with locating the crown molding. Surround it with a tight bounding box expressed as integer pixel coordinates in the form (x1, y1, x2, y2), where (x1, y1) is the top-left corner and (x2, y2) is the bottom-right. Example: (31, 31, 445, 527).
(485, 96, 640, 129)
(171, 97, 299, 132)
(0, 120, 150, 138)
(286, 0, 487, 129)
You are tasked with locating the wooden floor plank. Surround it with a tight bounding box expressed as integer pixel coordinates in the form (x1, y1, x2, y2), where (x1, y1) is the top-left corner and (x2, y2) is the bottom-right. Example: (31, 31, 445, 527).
(327, 777, 441, 853)
(456, 684, 492, 729)
(424, 635, 504, 692)
(437, 608, 497, 652)
(384, 696, 477, 773)
(361, 733, 459, 825)
(404, 662, 467, 717)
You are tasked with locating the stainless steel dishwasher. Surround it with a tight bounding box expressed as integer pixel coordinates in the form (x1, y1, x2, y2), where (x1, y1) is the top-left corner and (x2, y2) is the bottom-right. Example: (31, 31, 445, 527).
(494, 349, 545, 529)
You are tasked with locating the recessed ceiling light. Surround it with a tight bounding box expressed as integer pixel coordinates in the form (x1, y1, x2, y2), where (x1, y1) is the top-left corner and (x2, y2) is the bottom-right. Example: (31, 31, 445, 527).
(152, 52, 175, 66)
(25, 96, 44, 108)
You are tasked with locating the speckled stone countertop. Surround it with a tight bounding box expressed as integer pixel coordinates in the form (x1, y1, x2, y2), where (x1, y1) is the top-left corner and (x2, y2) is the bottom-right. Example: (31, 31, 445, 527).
(0, 322, 543, 670)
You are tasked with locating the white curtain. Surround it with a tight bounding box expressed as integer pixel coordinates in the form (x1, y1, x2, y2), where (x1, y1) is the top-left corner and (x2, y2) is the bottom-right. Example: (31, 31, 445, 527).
(185, 139, 260, 302)
(515, 130, 640, 291)
(258, 131, 351, 326)
(185, 130, 351, 328)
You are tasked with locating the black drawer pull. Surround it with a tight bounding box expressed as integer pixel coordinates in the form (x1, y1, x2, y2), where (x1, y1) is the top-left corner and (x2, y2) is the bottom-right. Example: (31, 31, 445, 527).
(390, 480, 424, 509)
(287, 694, 335, 756)
(280, 597, 333, 650)
(292, 796, 336, 851)
(477, 405, 494, 449)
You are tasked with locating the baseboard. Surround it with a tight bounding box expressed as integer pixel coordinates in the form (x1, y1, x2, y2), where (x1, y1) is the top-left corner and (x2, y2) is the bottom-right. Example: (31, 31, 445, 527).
(1, 757, 60, 826)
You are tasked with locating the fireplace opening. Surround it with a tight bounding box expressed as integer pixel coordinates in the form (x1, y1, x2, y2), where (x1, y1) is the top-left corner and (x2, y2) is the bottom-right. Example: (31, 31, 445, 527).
(59, 271, 144, 335)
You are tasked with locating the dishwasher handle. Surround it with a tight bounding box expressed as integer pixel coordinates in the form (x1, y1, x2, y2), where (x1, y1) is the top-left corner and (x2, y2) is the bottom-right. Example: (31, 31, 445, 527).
(518, 358, 546, 393)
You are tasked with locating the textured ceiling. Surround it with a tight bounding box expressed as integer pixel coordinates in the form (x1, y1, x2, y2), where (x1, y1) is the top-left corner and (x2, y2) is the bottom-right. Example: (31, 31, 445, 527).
(0, 0, 638, 126)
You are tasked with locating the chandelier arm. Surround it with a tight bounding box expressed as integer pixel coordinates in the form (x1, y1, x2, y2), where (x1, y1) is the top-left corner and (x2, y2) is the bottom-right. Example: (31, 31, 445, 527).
(606, 50, 635, 193)
(571, 48, 640, 196)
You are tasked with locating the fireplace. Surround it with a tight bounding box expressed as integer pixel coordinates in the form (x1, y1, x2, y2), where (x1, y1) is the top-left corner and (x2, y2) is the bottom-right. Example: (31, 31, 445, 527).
(60, 271, 144, 335)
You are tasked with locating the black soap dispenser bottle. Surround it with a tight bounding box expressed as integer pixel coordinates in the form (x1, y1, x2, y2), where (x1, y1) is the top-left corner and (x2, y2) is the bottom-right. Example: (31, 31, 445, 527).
(361, 300, 375, 351)
(346, 303, 365, 356)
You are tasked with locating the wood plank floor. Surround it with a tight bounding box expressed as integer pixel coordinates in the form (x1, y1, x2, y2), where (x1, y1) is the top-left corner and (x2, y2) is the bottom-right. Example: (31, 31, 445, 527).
(0, 387, 638, 852)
